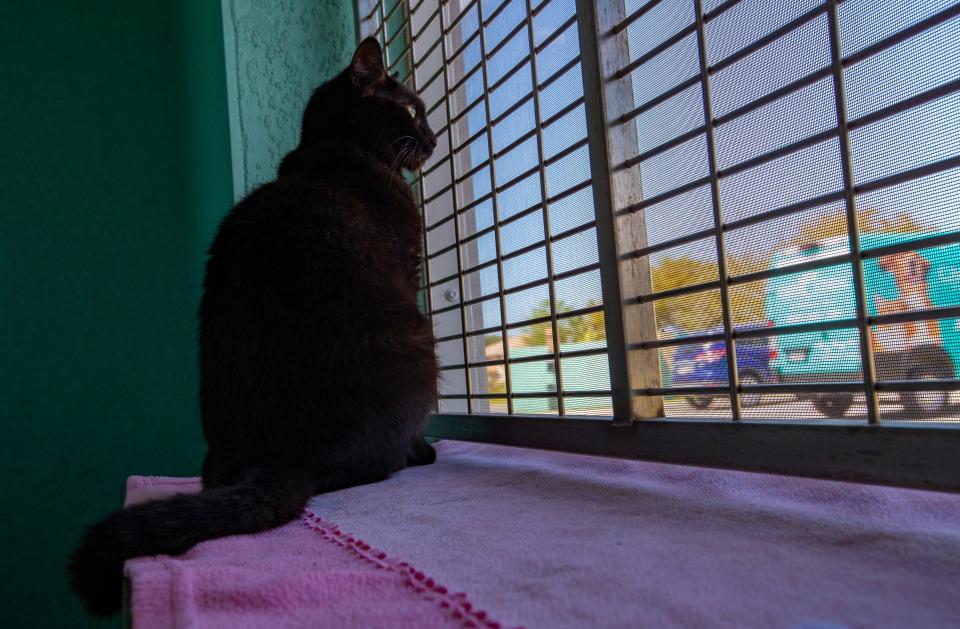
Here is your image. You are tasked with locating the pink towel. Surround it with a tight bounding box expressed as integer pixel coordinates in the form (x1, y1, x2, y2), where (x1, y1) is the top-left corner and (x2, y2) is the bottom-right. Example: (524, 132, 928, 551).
(125, 441, 960, 628)
(123, 476, 505, 629)
(311, 441, 960, 629)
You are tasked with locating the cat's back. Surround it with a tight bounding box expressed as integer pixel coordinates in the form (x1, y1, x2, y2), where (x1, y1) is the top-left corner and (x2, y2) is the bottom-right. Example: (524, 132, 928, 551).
(212, 171, 366, 262)
(208, 161, 402, 288)
(202, 150, 425, 340)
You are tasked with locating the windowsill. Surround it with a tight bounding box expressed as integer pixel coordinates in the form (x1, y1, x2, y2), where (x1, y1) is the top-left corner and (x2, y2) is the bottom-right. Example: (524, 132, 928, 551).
(124, 440, 960, 627)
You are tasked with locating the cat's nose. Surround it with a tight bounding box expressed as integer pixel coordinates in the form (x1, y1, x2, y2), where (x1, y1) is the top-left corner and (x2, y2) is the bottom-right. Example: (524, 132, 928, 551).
(427, 133, 437, 149)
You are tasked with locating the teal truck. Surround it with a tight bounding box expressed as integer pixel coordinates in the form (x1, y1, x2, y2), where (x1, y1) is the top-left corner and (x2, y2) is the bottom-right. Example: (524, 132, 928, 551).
(509, 340, 610, 414)
(765, 232, 960, 417)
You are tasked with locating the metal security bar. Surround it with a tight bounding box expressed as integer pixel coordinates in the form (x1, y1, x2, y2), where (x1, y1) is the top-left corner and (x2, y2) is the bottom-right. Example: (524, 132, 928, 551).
(608, 0, 960, 425)
(362, 0, 611, 417)
(357, 0, 960, 491)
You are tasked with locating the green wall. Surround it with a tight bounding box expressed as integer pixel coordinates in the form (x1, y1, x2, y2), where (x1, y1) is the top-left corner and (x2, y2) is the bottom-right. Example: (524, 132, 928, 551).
(0, 2, 233, 626)
(0, 1, 357, 624)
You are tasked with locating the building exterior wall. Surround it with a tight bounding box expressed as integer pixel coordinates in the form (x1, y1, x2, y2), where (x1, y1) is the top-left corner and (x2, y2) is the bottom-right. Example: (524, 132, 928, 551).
(221, 0, 357, 198)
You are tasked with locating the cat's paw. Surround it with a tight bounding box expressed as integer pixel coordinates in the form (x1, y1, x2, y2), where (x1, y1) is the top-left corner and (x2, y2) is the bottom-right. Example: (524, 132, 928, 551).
(406, 438, 437, 467)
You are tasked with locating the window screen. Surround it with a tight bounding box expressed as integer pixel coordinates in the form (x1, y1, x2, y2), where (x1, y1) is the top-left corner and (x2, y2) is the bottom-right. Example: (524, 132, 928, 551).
(363, 0, 611, 417)
(608, 0, 960, 424)
(358, 0, 960, 430)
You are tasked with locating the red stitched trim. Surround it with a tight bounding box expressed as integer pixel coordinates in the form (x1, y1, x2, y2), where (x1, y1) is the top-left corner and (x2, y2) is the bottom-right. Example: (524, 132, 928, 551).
(302, 509, 518, 629)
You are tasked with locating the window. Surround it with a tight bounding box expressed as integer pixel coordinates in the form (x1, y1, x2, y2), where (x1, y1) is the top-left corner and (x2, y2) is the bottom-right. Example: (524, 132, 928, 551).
(358, 0, 960, 491)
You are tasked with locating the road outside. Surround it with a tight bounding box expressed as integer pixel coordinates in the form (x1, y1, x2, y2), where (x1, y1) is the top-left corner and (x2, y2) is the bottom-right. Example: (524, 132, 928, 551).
(566, 393, 960, 423)
(665, 392, 960, 423)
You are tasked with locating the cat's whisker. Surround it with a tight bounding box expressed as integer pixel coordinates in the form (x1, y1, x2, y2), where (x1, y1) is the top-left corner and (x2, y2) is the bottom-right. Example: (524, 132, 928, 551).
(390, 146, 407, 174)
(380, 135, 414, 162)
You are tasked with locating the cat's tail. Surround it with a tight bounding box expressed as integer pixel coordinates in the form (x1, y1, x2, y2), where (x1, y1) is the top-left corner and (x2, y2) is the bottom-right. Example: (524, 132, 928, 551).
(68, 463, 315, 617)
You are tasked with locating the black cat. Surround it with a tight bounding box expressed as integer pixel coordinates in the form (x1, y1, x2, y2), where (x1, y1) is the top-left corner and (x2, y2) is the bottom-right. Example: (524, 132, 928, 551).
(69, 38, 439, 617)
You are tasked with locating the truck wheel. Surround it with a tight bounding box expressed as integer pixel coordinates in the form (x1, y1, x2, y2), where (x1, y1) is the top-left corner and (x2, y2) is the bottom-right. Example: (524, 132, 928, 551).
(812, 393, 853, 418)
(686, 395, 713, 409)
(902, 365, 950, 417)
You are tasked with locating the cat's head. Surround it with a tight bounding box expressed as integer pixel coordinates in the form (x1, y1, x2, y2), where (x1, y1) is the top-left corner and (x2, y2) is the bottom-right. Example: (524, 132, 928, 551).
(299, 38, 437, 172)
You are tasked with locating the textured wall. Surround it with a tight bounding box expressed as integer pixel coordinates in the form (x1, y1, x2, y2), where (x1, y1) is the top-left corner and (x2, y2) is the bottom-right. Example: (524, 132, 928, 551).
(0, 2, 233, 626)
(0, 2, 354, 624)
(222, 0, 357, 198)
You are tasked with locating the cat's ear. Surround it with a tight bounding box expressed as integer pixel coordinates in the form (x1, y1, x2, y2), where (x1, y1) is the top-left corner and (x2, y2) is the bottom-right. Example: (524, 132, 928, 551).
(350, 38, 386, 96)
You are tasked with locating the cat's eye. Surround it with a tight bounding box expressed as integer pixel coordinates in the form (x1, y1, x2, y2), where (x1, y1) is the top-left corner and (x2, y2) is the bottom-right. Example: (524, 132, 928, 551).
(406, 105, 416, 119)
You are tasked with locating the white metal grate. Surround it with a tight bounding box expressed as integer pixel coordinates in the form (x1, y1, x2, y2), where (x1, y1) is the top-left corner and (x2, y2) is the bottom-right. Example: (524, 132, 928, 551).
(607, 0, 960, 424)
(362, 0, 611, 418)
(357, 0, 960, 490)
